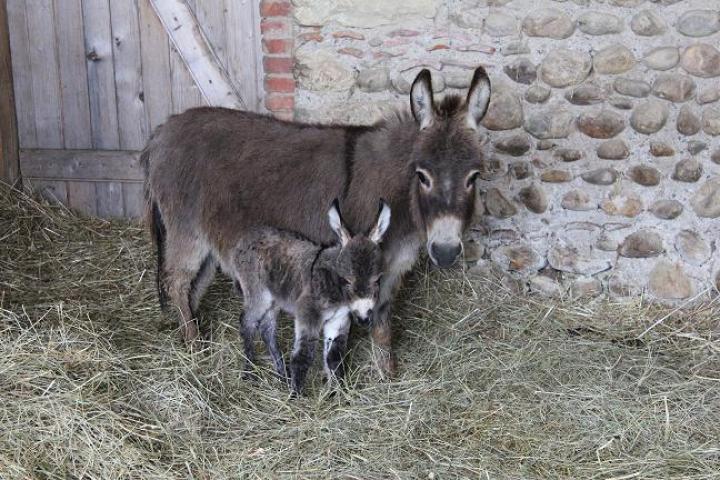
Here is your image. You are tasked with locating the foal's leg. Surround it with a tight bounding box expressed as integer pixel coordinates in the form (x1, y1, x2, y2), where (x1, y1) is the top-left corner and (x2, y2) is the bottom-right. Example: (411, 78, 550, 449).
(323, 313, 351, 383)
(290, 302, 322, 395)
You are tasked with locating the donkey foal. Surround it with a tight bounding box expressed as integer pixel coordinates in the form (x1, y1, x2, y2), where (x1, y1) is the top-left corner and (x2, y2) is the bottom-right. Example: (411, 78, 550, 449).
(231, 200, 391, 394)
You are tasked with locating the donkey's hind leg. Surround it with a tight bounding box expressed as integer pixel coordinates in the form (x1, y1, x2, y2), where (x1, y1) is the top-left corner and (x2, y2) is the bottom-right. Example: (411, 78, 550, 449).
(259, 307, 287, 380)
(164, 235, 211, 345)
(190, 255, 217, 313)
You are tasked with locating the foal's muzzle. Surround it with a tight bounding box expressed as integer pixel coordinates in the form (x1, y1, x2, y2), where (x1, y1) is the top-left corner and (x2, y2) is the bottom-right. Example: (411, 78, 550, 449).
(429, 242, 462, 268)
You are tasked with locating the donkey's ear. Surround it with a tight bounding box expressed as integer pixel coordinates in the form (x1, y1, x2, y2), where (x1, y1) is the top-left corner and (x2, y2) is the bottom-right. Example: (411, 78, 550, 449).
(465, 66, 491, 131)
(328, 199, 351, 246)
(410, 69, 435, 130)
(369, 199, 391, 244)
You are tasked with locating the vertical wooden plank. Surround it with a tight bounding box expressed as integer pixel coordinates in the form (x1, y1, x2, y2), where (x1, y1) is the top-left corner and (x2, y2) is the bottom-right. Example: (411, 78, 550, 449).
(30, 179, 68, 205)
(170, 46, 204, 114)
(110, 0, 147, 150)
(25, 0, 63, 148)
(83, 0, 120, 149)
(67, 181, 97, 216)
(0, 0, 20, 183)
(138, 0, 172, 131)
(54, 0, 92, 149)
(122, 182, 144, 218)
(193, 0, 227, 70)
(96, 181, 124, 218)
(227, 0, 262, 111)
(6, 0, 37, 148)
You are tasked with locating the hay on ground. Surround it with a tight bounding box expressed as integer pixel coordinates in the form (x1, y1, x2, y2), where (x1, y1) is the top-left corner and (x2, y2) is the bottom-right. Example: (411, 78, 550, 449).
(1, 183, 719, 479)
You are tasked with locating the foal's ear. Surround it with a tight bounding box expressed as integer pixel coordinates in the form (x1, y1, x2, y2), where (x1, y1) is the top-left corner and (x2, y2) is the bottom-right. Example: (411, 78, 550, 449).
(369, 199, 391, 244)
(410, 69, 435, 130)
(465, 66, 491, 131)
(328, 199, 351, 246)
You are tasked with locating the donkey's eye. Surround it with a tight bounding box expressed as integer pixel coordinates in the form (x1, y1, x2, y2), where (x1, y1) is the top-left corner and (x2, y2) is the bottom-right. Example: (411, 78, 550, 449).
(416, 169, 432, 189)
(465, 171, 480, 190)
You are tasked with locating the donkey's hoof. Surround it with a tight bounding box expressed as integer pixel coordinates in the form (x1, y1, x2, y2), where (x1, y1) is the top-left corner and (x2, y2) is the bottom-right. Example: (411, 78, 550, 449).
(375, 352, 398, 380)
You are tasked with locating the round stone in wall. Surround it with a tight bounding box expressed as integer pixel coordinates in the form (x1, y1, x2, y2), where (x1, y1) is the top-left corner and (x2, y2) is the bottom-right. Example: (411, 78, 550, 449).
(681, 44, 720, 78)
(631, 10, 666, 36)
(494, 134, 531, 156)
(570, 277, 603, 298)
(529, 275, 562, 297)
(628, 165, 662, 186)
(548, 237, 612, 275)
(561, 189, 596, 211)
(295, 49, 355, 91)
(577, 11, 623, 35)
(518, 183, 548, 213)
(613, 78, 650, 98)
(608, 96, 633, 110)
(648, 261, 693, 300)
(687, 141, 707, 155)
(597, 139, 629, 160)
(677, 105, 701, 135)
(630, 99, 669, 134)
(577, 110, 625, 138)
(593, 45, 635, 75)
(697, 86, 720, 105)
(484, 12, 518, 37)
(672, 158, 703, 183)
(643, 47, 680, 71)
(652, 74, 696, 102)
(479, 157, 506, 181)
(618, 230, 664, 258)
(565, 84, 606, 105)
(491, 243, 544, 275)
(650, 141, 674, 157)
(650, 199, 683, 219)
(525, 85, 551, 104)
(712, 150, 720, 164)
(481, 88, 524, 131)
(357, 68, 390, 92)
(581, 168, 619, 185)
(503, 58, 537, 85)
(677, 10, 720, 37)
(601, 192, 643, 217)
(485, 188, 518, 219)
(554, 148, 583, 162)
(524, 108, 575, 139)
(702, 106, 720, 135)
(510, 161, 532, 180)
(540, 49, 592, 88)
(691, 178, 720, 218)
(541, 169, 573, 183)
(674, 229, 711, 266)
(522, 9, 576, 39)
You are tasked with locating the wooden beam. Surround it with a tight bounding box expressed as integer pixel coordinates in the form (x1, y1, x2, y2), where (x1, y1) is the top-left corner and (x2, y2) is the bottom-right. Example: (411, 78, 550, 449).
(149, 0, 244, 109)
(0, 0, 20, 184)
(21, 149, 143, 182)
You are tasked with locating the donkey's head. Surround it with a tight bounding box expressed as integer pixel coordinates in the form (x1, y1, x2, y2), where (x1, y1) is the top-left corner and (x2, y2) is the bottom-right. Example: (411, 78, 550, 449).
(327, 199, 391, 325)
(409, 67, 491, 267)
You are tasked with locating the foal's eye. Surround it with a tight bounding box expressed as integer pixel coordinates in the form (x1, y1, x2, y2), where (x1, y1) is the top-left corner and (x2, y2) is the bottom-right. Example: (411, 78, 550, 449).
(465, 171, 480, 190)
(416, 169, 432, 190)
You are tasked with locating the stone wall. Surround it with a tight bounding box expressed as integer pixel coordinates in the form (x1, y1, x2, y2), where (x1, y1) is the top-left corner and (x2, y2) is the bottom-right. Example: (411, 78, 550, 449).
(286, 0, 720, 303)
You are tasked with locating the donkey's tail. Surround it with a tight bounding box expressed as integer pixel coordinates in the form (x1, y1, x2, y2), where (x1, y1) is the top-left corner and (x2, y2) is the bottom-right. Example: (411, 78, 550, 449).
(142, 147, 169, 311)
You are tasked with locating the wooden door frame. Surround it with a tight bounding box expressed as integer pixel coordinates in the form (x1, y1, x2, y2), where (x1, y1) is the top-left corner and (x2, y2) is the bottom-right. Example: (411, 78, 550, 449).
(0, 0, 20, 185)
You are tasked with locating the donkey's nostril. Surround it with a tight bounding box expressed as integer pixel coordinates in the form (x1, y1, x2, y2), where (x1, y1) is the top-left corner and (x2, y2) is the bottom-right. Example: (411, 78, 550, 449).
(430, 243, 462, 267)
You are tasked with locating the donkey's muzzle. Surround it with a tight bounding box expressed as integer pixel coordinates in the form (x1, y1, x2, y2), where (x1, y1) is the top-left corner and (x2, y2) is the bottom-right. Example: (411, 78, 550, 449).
(354, 310, 373, 327)
(430, 243, 462, 268)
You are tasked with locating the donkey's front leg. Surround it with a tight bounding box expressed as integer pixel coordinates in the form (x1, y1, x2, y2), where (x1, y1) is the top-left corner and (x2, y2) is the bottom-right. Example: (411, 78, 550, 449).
(323, 312, 351, 383)
(290, 306, 322, 395)
(370, 267, 408, 378)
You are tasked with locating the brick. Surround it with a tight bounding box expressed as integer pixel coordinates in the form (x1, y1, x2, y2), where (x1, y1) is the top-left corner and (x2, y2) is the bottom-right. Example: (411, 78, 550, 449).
(265, 76, 295, 93)
(338, 47, 364, 58)
(298, 31, 323, 43)
(263, 38, 291, 54)
(332, 30, 365, 40)
(263, 57, 293, 74)
(266, 95, 294, 111)
(261, 1, 291, 17)
(260, 19, 289, 35)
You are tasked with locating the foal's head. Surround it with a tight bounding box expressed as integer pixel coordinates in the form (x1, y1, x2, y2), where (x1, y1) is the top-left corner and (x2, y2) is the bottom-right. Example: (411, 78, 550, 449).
(409, 67, 491, 267)
(326, 199, 391, 325)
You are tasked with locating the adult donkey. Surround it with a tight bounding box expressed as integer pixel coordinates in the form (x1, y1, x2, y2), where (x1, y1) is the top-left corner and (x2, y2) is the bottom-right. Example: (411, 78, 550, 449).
(142, 67, 491, 376)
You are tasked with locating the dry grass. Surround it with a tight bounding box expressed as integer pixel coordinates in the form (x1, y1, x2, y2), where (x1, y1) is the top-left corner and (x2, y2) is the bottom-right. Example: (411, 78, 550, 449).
(1, 183, 719, 480)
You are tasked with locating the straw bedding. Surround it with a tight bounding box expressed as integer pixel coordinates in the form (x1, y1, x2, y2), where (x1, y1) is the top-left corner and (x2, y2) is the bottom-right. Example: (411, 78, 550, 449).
(1, 184, 719, 479)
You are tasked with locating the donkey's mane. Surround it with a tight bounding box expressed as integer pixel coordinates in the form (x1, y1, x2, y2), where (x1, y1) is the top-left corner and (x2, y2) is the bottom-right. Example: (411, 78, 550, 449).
(435, 95, 465, 119)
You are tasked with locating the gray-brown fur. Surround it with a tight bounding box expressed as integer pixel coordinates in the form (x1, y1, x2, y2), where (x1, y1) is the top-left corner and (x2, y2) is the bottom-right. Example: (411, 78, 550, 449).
(231, 200, 389, 394)
(142, 67, 492, 374)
